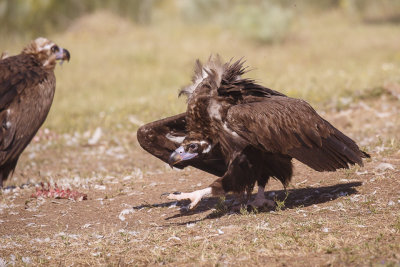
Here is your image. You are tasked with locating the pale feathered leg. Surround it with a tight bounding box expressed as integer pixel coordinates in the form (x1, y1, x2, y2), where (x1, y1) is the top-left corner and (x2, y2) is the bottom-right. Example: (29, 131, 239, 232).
(165, 187, 212, 210)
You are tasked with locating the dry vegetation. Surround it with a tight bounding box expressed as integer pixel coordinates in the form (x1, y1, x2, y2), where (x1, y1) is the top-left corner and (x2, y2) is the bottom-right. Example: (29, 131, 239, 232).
(0, 9, 400, 266)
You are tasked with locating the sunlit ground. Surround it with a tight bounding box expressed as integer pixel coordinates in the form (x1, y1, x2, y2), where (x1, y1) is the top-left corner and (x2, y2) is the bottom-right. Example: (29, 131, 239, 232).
(0, 10, 400, 266)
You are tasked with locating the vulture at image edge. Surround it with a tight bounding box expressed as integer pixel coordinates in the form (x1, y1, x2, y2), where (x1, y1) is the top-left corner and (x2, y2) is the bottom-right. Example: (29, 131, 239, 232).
(137, 56, 370, 210)
(0, 38, 70, 187)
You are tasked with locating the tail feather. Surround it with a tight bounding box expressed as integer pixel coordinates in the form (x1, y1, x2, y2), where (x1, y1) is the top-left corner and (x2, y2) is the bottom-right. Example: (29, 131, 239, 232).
(288, 130, 369, 172)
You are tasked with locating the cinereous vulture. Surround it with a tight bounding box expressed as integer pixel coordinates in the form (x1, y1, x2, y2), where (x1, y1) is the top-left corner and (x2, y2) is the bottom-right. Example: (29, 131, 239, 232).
(137, 56, 369, 210)
(0, 37, 70, 187)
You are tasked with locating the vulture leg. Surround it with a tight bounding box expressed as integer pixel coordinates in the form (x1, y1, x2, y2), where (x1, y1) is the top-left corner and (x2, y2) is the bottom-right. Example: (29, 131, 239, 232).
(232, 191, 248, 206)
(247, 185, 275, 209)
(163, 162, 238, 210)
(164, 187, 213, 210)
(247, 176, 275, 209)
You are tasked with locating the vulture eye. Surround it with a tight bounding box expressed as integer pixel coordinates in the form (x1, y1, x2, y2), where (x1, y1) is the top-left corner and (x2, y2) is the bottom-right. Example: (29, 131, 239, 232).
(51, 45, 59, 53)
(188, 143, 198, 150)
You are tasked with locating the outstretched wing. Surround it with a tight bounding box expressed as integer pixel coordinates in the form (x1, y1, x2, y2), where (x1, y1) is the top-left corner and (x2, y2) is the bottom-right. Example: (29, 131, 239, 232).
(226, 96, 369, 171)
(137, 113, 227, 177)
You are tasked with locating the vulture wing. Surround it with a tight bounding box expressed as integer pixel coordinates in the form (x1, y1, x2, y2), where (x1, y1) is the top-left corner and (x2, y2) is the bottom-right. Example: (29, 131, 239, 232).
(0, 55, 46, 151)
(137, 113, 227, 177)
(0, 55, 46, 109)
(226, 96, 369, 171)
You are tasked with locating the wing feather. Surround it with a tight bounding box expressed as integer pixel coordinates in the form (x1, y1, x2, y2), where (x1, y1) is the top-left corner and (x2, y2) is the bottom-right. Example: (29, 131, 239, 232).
(137, 113, 227, 177)
(0, 54, 45, 110)
(0, 54, 50, 161)
(226, 96, 368, 171)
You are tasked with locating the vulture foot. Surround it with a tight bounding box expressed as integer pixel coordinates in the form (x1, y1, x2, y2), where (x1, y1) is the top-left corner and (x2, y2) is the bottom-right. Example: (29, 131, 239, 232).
(247, 185, 276, 210)
(162, 187, 212, 210)
(247, 198, 276, 209)
(231, 204, 247, 213)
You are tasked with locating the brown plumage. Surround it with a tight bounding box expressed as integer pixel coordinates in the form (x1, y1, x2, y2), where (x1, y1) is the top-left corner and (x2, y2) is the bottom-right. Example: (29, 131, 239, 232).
(0, 37, 70, 187)
(137, 56, 369, 210)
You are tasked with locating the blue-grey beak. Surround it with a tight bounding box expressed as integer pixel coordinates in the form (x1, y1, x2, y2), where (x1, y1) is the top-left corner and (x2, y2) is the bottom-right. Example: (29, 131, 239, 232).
(168, 146, 198, 167)
(55, 47, 70, 63)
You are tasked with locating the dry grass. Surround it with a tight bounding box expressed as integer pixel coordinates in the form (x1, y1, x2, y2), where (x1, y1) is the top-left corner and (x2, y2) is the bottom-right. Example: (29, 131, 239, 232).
(0, 9, 400, 267)
(1, 10, 399, 133)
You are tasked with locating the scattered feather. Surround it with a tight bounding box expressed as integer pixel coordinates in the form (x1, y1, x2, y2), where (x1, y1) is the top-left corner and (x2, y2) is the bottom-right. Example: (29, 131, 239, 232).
(186, 223, 196, 228)
(119, 208, 135, 221)
(375, 163, 395, 171)
(94, 185, 106, 190)
(54, 232, 80, 240)
(167, 236, 181, 242)
(93, 234, 104, 239)
(118, 229, 139, 236)
(31, 237, 51, 243)
(9, 255, 15, 265)
(128, 115, 144, 126)
(295, 179, 308, 186)
(350, 194, 362, 202)
(88, 127, 102, 145)
(22, 257, 31, 264)
(123, 175, 133, 181)
(387, 200, 395, 206)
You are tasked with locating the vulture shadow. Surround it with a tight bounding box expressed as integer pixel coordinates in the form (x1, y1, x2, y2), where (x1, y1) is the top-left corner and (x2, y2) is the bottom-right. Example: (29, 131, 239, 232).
(132, 181, 362, 222)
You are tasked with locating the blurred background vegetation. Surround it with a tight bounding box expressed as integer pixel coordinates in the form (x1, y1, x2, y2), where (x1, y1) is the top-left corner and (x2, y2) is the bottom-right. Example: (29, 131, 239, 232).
(0, 0, 399, 133)
(2, 0, 400, 42)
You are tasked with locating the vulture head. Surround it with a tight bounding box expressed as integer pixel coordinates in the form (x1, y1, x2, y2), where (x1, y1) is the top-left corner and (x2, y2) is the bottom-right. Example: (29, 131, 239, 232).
(168, 137, 212, 167)
(22, 37, 70, 69)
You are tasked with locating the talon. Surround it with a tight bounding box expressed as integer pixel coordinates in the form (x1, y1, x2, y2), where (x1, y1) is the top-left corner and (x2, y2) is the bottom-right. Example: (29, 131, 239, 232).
(248, 198, 276, 209)
(180, 205, 190, 212)
(160, 192, 170, 198)
(189, 201, 200, 210)
(160, 191, 182, 199)
(160, 188, 211, 210)
(231, 204, 245, 213)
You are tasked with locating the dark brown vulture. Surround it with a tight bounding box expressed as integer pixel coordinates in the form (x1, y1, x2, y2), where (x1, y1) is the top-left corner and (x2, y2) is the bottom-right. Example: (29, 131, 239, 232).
(0, 37, 70, 187)
(137, 56, 369, 210)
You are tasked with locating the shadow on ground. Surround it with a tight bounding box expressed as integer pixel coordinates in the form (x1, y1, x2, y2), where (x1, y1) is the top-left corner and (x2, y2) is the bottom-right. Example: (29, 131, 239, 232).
(133, 181, 362, 222)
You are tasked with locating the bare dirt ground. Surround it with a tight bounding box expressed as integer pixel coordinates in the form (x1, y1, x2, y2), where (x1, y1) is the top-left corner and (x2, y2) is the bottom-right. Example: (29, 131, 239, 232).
(0, 96, 399, 266)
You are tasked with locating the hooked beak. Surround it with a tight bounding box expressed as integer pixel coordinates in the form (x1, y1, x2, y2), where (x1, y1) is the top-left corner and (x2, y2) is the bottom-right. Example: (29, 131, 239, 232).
(55, 48, 70, 63)
(168, 146, 198, 168)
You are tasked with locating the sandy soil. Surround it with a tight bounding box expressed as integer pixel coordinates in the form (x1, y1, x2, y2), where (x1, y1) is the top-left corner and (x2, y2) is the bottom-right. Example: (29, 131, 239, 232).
(0, 96, 399, 266)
